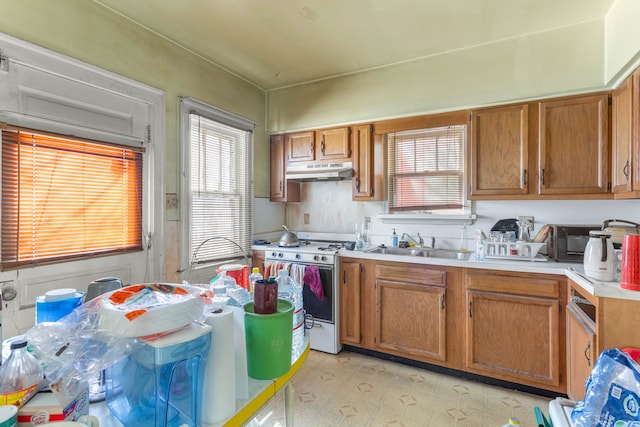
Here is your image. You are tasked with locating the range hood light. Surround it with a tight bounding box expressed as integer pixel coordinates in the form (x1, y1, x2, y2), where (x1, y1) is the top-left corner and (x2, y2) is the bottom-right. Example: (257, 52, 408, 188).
(285, 162, 353, 182)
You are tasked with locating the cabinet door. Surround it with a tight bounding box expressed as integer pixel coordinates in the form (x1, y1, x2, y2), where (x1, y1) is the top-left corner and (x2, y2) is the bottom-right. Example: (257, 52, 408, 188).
(469, 104, 529, 197)
(465, 290, 561, 387)
(633, 68, 640, 192)
(566, 304, 596, 401)
(270, 135, 300, 202)
(538, 94, 609, 195)
(352, 124, 374, 200)
(286, 131, 315, 163)
(376, 280, 446, 362)
(316, 127, 351, 161)
(340, 260, 362, 345)
(612, 75, 633, 194)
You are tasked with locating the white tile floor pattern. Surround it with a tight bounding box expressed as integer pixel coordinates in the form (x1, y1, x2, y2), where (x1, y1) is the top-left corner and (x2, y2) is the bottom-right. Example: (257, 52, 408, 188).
(245, 349, 552, 427)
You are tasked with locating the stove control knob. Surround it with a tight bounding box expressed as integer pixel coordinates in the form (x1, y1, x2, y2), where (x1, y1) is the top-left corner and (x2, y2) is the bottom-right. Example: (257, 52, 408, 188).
(278, 252, 284, 258)
(313, 255, 319, 261)
(270, 252, 277, 258)
(295, 253, 301, 259)
(321, 256, 327, 262)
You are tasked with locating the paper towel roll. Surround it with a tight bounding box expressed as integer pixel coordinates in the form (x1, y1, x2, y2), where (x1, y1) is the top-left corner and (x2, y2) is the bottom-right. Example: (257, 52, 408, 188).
(202, 307, 237, 424)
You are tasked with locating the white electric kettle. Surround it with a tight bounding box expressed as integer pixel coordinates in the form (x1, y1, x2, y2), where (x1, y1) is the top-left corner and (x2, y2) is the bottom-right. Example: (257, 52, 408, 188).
(583, 231, 615, 281)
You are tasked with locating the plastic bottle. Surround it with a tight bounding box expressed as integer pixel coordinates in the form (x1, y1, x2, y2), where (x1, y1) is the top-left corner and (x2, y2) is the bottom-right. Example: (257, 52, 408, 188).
(475, 230, 485, 261)
(276, 269, 305, 360)
(501, 417, 520, 427)
(0, 338, 44, 407)
(391, 229, 398, 247)
(248, 267, 263, 294)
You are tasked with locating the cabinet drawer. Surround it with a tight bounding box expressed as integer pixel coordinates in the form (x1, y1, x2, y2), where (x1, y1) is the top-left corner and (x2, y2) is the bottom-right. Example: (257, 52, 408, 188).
(465, 271, 560, 298)
(376, 264, 446, 286)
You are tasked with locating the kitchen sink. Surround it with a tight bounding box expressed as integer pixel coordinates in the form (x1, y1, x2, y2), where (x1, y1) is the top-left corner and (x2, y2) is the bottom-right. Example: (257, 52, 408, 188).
(366, 246, 424, 256)
(414, 248, 472, 260)
(365, 246, 471, 260)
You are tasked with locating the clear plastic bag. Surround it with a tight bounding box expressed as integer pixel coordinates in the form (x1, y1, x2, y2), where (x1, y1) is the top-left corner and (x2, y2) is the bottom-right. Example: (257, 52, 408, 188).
(25, 283, 213, 398)
(571, 348, 640, 426)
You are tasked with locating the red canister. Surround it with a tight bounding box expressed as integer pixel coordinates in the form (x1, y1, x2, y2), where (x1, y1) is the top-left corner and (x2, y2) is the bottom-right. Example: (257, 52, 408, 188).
(621, 234, 640, 291)
(253, 279, 278, 314)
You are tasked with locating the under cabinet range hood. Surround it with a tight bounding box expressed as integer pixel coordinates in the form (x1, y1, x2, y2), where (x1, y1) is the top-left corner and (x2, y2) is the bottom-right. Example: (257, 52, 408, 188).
(285, 161, 353, 182)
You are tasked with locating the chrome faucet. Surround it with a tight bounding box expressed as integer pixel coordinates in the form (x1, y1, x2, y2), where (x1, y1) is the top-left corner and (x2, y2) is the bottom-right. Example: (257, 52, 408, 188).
(401, 232, 424, 248)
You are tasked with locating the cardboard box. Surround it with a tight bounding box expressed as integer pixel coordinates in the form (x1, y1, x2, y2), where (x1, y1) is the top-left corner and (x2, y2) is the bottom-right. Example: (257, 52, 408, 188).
(17, 385, 89, 426)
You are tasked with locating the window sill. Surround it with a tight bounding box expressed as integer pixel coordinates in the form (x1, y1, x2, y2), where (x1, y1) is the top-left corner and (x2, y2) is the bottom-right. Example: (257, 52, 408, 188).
(377, 213, 476, 225)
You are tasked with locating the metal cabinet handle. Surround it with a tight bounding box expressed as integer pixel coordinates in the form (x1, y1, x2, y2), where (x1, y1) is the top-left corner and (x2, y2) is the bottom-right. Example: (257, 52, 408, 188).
(541, 168, 546, 185)
(440, 294, 445, 310)
(279, 180, 283, 192)
(584, 341, 591, 367)
(623, 160, 630, 179)
(309, 141, 314, 154)
(320, 140, 325, 154)
(468, 300, 472, 317)
(522, 169, 528, 186)
(355, 176, 360, 190)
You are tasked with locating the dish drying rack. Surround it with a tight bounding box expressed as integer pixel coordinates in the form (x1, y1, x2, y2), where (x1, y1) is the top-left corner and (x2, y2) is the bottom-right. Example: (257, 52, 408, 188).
(482, 241, 546, 262)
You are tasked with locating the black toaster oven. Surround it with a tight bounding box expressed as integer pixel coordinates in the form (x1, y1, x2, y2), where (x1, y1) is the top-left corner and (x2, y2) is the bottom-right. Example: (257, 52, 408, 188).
(547, 224, 601, 263)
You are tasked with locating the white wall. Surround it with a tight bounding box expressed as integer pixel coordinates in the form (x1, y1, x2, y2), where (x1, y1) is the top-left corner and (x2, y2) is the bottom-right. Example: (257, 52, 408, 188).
(605, 0, 640, 85)
(283, 181, 639, 250)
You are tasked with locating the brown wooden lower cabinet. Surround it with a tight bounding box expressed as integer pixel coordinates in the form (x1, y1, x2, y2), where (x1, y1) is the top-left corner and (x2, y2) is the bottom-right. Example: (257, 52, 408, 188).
(566, 302, 596, 401)
(338, 256, 569, 393)
(375, 279, 446, 362)
(464, 270, 565, 392)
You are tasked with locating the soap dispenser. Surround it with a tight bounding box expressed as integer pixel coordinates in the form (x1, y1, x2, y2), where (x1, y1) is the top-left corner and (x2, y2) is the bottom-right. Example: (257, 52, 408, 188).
(391, 229, 398, 247)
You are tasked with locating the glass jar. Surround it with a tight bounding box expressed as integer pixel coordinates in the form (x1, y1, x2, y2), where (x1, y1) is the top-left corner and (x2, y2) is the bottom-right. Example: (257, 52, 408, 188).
(253, 279, 278, 314)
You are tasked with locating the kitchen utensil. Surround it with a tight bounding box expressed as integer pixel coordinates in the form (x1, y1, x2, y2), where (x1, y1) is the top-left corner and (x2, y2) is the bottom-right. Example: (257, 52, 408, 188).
(621, 234, 640, 291)
(533, 224, 551, 243)
(278, 225, 300, 247)
(583, 231, 615, 281)
(602, 219, 640, 248)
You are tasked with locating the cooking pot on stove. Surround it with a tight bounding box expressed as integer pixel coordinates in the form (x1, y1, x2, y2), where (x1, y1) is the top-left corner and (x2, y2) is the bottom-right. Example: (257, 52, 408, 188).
(279, 225, 300, 247)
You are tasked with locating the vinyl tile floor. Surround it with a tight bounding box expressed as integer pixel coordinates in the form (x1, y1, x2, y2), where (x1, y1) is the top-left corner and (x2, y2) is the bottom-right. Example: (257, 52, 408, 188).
(245, 349, 553, 427)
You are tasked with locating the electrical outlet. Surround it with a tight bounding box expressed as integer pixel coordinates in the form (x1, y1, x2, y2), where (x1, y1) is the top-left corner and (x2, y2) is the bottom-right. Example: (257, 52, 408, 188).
(304, 213, 310, 224)
(518, 216, 534, 231)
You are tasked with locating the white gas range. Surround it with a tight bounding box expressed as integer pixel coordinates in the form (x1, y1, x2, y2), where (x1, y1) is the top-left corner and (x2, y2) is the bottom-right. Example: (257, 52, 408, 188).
(263, 238, 351, 354)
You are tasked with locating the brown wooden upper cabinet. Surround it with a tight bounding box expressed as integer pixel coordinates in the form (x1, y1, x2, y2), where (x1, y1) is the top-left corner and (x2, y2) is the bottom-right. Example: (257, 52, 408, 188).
(286, 127, 351, 163)
(469, 103, 529, 197)
(352, 124, 383, 201)
(538, 93, 609, 196)
(270, 134, 300, 202)
(469, 93, 610, 199)
(612, 68, 640, 198)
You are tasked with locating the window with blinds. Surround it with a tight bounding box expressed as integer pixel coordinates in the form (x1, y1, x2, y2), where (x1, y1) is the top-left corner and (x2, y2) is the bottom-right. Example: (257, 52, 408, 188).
(1, 126, 143, 269)
(387, 125, 466, 212)
(188, 113, 253, 265)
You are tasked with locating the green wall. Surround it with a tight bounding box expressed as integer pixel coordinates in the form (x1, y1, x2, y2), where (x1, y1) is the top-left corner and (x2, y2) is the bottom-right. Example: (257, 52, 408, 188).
(266, 20, 606, 133)
(0, 0, 269, 204)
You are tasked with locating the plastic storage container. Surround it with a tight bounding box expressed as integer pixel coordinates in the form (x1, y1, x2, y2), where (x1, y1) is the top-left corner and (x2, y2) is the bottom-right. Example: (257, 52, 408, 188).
(35, 289, 84, 324)
(105, 323, 211, 427)
(0, 338, 44, 407)
(244, 299, 293, 379)
(501, 417, 520, 426)
(276, 269, 305, 360)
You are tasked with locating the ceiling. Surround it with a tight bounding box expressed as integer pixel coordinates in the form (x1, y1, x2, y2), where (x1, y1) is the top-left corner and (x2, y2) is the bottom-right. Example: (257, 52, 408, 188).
(94, 0, 615, 91)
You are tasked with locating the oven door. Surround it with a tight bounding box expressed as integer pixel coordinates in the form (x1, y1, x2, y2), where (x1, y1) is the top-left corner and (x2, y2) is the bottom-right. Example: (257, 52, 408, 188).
(300, 263, 334, 324)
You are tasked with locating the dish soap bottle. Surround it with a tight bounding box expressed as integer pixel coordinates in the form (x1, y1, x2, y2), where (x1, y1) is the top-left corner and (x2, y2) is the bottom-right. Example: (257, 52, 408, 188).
(475, 230, 486, 261)
(391, 229, 398, 247)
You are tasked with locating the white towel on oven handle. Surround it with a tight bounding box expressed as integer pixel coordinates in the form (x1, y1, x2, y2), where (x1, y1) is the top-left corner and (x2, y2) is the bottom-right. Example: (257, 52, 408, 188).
(290, 263, 305, 287)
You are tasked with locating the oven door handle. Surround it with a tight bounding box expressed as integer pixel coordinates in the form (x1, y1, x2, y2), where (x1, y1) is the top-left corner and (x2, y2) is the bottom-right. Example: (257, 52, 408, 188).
(304, 313, 317, 329)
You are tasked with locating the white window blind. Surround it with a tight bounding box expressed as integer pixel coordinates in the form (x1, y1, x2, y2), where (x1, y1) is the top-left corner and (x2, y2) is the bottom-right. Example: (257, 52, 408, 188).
(387, 125, 466, 212)
(188, 112, 253, 264)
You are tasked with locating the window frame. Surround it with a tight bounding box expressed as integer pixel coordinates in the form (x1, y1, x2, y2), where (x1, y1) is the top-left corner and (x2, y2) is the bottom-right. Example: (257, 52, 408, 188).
(179, 97, 254, 278)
